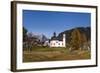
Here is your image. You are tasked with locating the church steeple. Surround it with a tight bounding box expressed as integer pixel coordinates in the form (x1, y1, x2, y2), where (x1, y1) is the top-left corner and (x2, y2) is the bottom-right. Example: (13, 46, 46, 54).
(63, 34, 66, 47)
(51, 32, 57, 40)
(53, 32, 56, 37)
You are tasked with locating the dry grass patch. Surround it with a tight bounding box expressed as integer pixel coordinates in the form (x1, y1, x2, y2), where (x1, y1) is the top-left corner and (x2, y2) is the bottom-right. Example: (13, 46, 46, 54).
(23, 47, 90, 62)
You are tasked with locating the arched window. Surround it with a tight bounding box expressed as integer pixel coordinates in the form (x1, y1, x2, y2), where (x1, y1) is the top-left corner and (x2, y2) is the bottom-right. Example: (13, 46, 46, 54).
(59, 43, 60, 45)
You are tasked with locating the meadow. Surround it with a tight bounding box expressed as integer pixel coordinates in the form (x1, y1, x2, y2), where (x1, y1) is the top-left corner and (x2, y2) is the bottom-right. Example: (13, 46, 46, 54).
(23, 47, 91, 62)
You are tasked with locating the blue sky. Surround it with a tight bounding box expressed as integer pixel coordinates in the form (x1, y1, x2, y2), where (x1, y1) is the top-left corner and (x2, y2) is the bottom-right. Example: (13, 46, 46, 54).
(23, 10, 91, 38)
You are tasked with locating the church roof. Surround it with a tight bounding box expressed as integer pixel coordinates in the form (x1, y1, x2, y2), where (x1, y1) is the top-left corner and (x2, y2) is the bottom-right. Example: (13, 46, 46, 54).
(50, 36, 62, 41)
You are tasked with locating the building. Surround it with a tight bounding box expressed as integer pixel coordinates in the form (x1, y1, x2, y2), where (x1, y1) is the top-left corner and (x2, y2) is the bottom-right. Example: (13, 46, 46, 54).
(49, 34, 66, 47)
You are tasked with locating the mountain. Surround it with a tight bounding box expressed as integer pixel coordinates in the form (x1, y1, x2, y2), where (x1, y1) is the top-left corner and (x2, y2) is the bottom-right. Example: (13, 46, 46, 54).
(57, 27, 91, 44)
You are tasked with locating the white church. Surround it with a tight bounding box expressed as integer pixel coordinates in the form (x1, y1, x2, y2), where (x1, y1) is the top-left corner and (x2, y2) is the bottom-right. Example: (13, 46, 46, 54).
(49, 34, 66, 47)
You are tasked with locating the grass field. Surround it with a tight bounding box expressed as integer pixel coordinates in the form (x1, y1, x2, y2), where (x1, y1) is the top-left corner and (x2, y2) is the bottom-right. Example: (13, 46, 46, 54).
(23, 47, 91, 62)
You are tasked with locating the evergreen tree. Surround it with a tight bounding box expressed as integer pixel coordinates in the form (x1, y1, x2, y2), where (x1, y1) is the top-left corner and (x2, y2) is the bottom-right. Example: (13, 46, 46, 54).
(23, 27, 28, 42)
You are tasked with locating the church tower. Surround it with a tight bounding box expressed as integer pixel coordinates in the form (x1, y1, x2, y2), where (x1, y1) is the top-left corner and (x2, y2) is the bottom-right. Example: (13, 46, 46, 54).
(63, 34, 66, 47)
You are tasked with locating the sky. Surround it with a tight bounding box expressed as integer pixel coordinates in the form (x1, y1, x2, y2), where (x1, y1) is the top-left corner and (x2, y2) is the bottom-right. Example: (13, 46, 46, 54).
(23, 10, 91, 38)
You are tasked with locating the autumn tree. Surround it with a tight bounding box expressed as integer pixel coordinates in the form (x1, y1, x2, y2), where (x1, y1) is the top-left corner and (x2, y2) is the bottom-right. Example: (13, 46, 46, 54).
(70, 29, 87, 50)
(81, 33, 87, 43)
(80, 33, 88, 50)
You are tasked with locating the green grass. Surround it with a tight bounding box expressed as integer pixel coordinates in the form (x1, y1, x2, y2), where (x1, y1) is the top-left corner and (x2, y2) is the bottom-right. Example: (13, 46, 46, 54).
(23, 47, 91, 62)
(24, 47, 67, 51)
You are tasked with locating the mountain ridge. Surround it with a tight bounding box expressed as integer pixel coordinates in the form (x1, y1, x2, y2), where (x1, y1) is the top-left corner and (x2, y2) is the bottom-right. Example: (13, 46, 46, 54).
(55, 27, 91, 44)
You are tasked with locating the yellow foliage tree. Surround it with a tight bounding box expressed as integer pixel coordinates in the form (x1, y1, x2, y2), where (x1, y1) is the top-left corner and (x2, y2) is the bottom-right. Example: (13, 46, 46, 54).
(70, 29, 87, 50)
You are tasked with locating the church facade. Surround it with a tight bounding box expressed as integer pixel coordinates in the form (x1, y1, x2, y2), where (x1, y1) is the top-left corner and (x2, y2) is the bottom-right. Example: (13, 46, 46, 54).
(49, 34, 66, 47)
